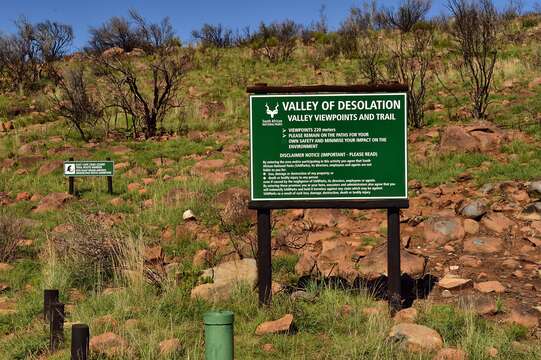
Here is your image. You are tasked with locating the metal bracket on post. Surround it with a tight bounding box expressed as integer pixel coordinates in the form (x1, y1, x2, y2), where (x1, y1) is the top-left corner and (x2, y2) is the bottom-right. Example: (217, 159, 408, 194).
(257, 208, 272, 306)
(387, 207, 402, 314)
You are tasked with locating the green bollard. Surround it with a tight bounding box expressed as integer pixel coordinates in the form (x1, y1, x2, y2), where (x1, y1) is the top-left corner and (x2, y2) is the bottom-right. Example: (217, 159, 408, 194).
(204, 311, 234, 360)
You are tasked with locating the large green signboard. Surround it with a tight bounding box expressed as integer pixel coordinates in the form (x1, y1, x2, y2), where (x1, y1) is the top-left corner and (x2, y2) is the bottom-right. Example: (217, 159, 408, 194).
(250, 93, 407, 201)
(63, 161, 114, 177)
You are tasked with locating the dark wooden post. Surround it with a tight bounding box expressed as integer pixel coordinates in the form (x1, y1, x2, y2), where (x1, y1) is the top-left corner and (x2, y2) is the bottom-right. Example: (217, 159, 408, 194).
(68, 157, 75, 195)
(387, 207, 402, 314)
(50, 302, 65, 351)
(257, 209, 272, 306)
(44, 289, 59, 321)
(106, 157, 113, 194)
(71, 324, 89, 360)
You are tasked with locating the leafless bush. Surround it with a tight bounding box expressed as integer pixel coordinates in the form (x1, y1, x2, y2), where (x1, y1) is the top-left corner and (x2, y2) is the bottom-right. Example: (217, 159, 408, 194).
(250, 20, 301, 63)
(387, 28, 435, 128)
(88, 10, 176, 54)
(50, 64, 102, 141)
(447, 0, 501, 119)
(337, 2, 382, 58)
(192, 24, 235, 48)
(357, 31, 386, 83)
(220, 193, 256, 259)
(0, 17, 73, 92)
(51, 214, 126, 289)
(95, 49, 192, 138)
(379, 0, 432, 33)
(0, 215, 24, 263)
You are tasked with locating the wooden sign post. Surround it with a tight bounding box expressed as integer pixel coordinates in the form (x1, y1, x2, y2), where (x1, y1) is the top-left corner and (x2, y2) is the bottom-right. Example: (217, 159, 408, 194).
(64, 158, 115, 195)
(247, 84, 409, 313)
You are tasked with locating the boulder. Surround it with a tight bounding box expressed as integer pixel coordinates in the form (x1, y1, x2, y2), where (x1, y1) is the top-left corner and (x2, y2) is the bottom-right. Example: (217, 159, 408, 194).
(480, 213, 514, 234)
(393, 308, 418, 323)
(463, 237, 504, 254)
(458, 200, 487, 220)
(316, 242, 358, 283)
(191, 159, 226, 175)
(440, 126, 479, 153)
(463, 219, 479, 235)
(438, 274, 472, 290)
(508, 306, 539, 329)
(33, 192, 73, 213)
(389, 323, 443, 352)
(519, 202, 541, 221)
(433, 348, 468, 360)
(474, 281, 505, 294)
(527, 181, 541, 199)
(159, 338, 182, 356)
(191, 258, 257, 301)
(255, 314, 294, 336)
(304, 209, 340, 228)
(89, 332, 127, 356)
(37, 160, 63, 176)
(357, 245, 426, 280)
(423, 217, 465, 245)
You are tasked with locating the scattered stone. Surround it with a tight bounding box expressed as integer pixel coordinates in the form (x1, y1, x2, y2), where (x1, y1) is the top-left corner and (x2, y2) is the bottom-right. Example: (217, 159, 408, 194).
(15, 192, 32, 201)
(441, 290, 453, 298)
(356, 245, 426, 280)
(487, 347, 498, 358)
(262, 343, 275, 352)
(183, 209, 196, 221)
(463, 237, 504, 254)
(458, 200, 487, 220)
(440, 126, 479, 153)
(520, 202, 541, 220)
(474, 281, 505, 294)
(0, 283, 9, 292)
(0, 263, 14, 272)
(433, 348, 467, 360)
(127, 183, 141, 192)
(480, 213, 514, 234)
(33, 192, 73, 213)
(89, 332, 127, 356)
(110, 197, 125, 206)
(124, 319, 139, 329)
(191, 259, 257, 301)
(290, 290, 317, 302)
(255, 314, 294, 336)
(463, 219, 479, 235)
(94, 314, 118, 328)
(438, 275, 472, 290)
(459, 255, 482, 268)
(37, 160, 63, 176)
(527, 181, 541, 199)
(460, 295, 497, 315)
(423, 217, 465, 245)
(393, 308, 418, 323)
(159, 338, 181, 356)
(144, 246, 164, 263)
(193, 249, 211, 267)
(502, 258, 520, 269)
(304, 209, 340, 228)
(508, 306, 539, 329)
(389, 323, 443, 352)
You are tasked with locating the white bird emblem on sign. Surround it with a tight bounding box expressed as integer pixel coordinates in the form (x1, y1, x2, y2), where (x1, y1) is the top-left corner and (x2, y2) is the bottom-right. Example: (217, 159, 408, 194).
(265, 103, 279, 119)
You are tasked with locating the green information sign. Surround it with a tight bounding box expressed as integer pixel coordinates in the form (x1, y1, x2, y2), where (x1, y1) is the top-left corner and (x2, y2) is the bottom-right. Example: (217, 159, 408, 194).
(250, 93, 407, 201)
(63, 161, 114, 177)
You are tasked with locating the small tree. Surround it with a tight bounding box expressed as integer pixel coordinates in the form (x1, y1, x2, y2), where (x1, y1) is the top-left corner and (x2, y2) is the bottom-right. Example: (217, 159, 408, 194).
(387, 28, 435, 128)
(50, 64, 102, 141)
(380, 0, 432, 32)
(96, 50, 192, 138)
(357, 31, 386, 83)
(447, 0, 500, 119)
(192, 24, 234, 48)
(34, 21, 74, 62)
(251, 20, 301, 62)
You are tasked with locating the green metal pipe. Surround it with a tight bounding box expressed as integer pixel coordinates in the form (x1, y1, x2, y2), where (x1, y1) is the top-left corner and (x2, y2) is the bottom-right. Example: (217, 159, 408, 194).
(204, 311, 234, 360)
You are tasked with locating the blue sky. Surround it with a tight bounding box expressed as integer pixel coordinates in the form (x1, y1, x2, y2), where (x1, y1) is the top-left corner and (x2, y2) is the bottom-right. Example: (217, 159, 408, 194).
(0, 1, 537, 50)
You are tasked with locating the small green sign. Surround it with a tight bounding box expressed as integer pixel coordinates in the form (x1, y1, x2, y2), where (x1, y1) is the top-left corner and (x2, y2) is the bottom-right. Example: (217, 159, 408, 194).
(63, 161, 114, 177)
(250, 93, 407, 201)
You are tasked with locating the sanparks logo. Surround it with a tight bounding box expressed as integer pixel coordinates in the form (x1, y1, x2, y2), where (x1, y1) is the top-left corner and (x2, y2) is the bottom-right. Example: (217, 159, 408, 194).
(265, 103, 279, 119)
